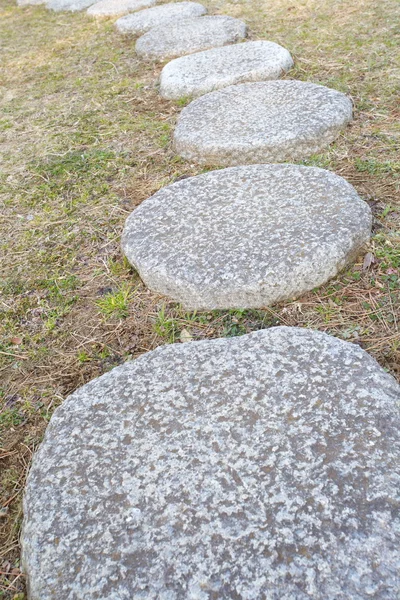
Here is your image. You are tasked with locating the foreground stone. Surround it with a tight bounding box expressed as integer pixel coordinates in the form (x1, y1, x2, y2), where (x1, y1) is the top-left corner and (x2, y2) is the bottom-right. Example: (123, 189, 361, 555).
(87, 0, 155, 17)
(174, 80, 353, 165)
(22, 327, 400, 599)
(136, 15, 247, 60)
(160, 40, 293, 99)
(115, 1, 207, 34)
(122, 165, 371, 309)
(46, 0, 96, 10)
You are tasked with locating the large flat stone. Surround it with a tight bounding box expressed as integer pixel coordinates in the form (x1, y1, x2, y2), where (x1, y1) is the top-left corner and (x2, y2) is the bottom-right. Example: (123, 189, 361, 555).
(87, 0, 155, 18)
(174, 80, 353, 165)
(115, 2, 207, 34)
(22, 327, 400, 599)
(160, 40, 293, 99)
(46, 0, 96, 10)
(135, 15, 247, 60)
(121, 165, 371, 309)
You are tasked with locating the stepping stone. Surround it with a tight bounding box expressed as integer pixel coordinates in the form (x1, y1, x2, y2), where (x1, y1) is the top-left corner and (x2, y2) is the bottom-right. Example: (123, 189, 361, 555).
(160, 40, 294, 99)
(135, 15, 247, 60)
(115, 1, 207, 35)
(17, 0, 45, 5)
(121, 165, 371, 310)
(46, 0, 97, 10)
(87, 0, 155, 17)
(174, 80, 353, 165)
(22, 327, 400, 599)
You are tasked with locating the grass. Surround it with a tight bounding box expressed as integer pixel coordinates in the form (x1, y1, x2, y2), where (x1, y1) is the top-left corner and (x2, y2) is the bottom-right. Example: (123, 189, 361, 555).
(0, 0, 399, 596)
(96, 282, 133, 318)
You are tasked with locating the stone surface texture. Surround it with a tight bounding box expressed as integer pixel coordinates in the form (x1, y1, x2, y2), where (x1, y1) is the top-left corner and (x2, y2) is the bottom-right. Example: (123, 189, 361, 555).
(174, 80, 353, 165)
(115, 2, 207, 34)
(160, 40, 294, 99)
(22, 327, 400, 599)
(87, 0, 155, 17)
(46, 0, 96, 10)
(135, 15, 247, 60)
(121, 165, 371, 309)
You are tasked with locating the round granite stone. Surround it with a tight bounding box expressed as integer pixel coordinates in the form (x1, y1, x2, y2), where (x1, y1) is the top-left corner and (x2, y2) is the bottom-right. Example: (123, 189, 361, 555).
(160, 40, 293, 99)
(115, 2, 207, 34)
(17, 0, 46, 5)
(135, 15, 247, 60)
(22, 327, 400, 600)
(121, 164, 371, 310)
(174, 80, 353, 165)
(87, 0, 155, 17)
(46, 0, 96, 10)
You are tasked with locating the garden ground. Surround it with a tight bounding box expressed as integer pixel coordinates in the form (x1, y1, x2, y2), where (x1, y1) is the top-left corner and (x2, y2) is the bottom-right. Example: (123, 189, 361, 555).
(0, 0, 399, 596)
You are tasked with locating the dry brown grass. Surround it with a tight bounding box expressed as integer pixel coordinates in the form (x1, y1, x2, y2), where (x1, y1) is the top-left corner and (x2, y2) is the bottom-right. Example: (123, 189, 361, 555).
(0, 0, 399, 596)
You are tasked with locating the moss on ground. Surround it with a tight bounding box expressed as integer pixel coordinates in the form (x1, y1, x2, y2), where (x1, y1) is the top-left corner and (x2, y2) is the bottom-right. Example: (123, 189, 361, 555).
(0, 0, 399, 596)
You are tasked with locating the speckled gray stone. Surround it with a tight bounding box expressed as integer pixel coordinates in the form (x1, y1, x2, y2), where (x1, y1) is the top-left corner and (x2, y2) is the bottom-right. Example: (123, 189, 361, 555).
(115, 2, 207, 34)
(87, 0, 155, 17)
(160, 40, 293, 99)
(135, 15, 247, 60)
(46, 0, 96, 10)
(121, 165, 371, 309)
(22, 327, 400, 599)
(174, 80, 353, 165)
(17, 0, 45, 6)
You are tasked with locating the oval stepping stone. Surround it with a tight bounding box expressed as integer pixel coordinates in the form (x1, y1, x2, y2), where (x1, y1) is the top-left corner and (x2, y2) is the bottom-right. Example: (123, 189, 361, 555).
(174, 80, 353, 165)
(46, 0, 96, 10)
(121, 165, 371, 310)
(115, 1, 207, 34)
(87, 0, 155, 17)
(22, 327, 400, 599)
(160, 40, 294, 99)
(135, 15, 247, 60)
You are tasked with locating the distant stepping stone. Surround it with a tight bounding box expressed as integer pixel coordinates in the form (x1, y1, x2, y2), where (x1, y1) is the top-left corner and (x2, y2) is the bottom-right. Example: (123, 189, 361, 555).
(17, 0, 45, 5)
(46, 0, 96, 10)
(122, 165, 371, 309)
(22, 327, 400, 599)
(174, 80, 353, 165)
(115, 1, 207, 34)
(136, 15, 247, 60)
(160, 40, 293, 99)
(87, 0, 155, 17)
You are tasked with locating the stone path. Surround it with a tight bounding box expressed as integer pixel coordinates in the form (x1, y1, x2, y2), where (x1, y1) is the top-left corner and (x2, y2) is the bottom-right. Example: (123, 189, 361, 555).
(122, 165, 371, 309)
(87, 0, 155, 17)
(174, 80, 353, 165)
(115, 2, 207, 35)
(17, 0, 45, 5)
(18, 0, 399, 597)
(22, 327, 400, 599)
(46, 0, 96, 10)
(160, 40, 293, 99)
(135, 15, 247, 60)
